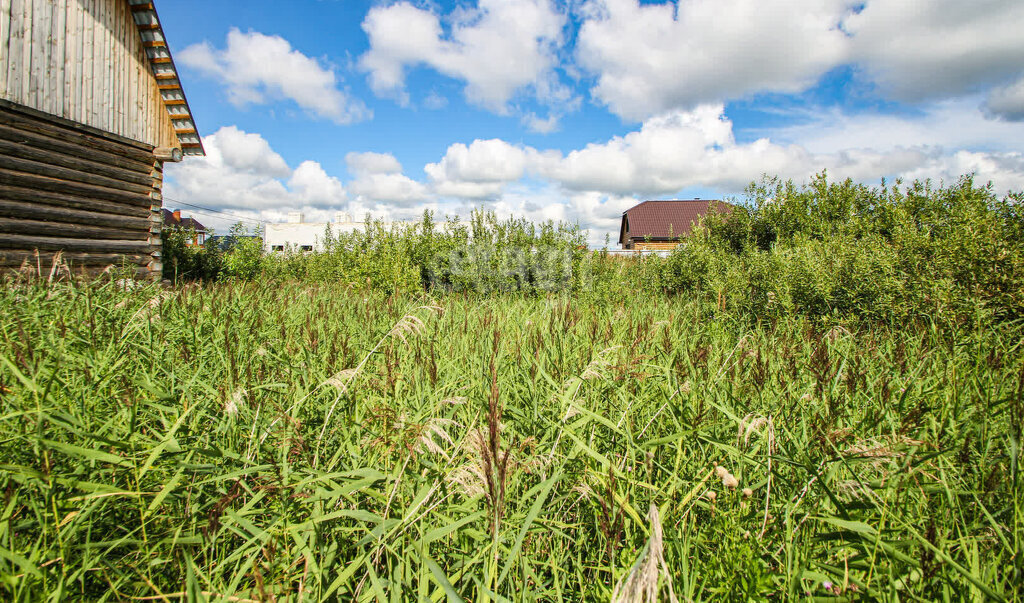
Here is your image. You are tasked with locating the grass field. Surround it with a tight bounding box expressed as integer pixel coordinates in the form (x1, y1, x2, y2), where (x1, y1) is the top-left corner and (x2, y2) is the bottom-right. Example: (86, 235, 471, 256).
(1, 277, 1021, 601)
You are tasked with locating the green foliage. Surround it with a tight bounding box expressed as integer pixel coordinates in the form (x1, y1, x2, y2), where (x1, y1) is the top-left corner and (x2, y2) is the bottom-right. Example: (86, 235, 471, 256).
(160, 225, 222, 282)
(221, 223, 265, 281)
(0, 280, 1021, 600)
(660, 173, 1024, 324)
(164, 174, 1023, 328)
(258, 209, 588, 295)
(5, 173, 1019, 598)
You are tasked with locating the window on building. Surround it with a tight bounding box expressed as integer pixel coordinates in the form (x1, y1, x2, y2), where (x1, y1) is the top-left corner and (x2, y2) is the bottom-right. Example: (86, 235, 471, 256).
(271, 245, 284, 251)
(300, 245, 313, 252)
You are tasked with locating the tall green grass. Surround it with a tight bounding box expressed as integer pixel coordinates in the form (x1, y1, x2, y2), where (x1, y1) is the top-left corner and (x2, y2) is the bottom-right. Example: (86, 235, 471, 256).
(1, 278, 1020, 600)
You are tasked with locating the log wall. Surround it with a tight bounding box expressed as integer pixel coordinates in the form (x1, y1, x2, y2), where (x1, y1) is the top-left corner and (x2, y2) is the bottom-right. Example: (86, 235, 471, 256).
(633, 241, 681, 251)
(0, 0, 179, 150)
(0, 100, 162, 279)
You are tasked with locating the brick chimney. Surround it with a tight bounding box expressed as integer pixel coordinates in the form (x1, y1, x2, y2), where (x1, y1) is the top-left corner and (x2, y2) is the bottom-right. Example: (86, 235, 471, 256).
(173, 210, 181, 221)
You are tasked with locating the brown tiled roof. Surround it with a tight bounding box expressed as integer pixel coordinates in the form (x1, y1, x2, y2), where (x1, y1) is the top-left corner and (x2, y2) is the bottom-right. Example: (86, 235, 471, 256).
(162, 209, 206, 232)
(179, 217, 206, 232)
(620, 199, 731, 244)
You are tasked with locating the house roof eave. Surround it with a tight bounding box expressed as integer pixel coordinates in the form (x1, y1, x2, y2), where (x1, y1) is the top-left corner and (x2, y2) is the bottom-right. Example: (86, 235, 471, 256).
(128, 0, 205, 157)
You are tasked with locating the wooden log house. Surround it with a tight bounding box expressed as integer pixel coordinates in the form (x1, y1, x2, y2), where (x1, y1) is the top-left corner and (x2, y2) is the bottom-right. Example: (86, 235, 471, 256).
(0, 0, 203, 279)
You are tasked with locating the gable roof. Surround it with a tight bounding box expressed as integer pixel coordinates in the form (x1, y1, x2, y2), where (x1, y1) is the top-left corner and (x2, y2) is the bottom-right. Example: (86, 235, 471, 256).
(620, 199, 732, 244)
(163, 209, 207, 232)
(128, 0, 205, 156)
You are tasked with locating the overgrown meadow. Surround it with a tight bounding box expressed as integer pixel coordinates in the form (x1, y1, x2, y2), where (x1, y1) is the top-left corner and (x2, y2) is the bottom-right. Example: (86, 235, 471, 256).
(1, 175, 1022, 601)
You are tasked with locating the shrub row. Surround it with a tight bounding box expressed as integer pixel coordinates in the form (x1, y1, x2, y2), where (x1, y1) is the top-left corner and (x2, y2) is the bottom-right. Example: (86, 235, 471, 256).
(162, 173, 1024, 325)
(656, 174, 1024, 324)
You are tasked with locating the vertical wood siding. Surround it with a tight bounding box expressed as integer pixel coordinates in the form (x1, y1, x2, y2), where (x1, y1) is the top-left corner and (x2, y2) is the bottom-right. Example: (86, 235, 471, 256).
(0, 101, 163, 279)
(0, 0, 178, 150)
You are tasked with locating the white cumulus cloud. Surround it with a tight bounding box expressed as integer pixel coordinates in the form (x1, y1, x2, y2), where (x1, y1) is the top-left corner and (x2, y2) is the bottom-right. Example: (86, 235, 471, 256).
(576, 0, 853, 121)
(345, 151, 404, 175)
(164, 127, 348, 216)
(425, 104, 1024, 200)
(845, 0, 1024, 102)
(575, 0, 1024, 121)
(180, 29, 370, 124)
(359, 0, 569, 114)
(345, 152, 428, 205)
(984, 76, 1024, 122)
(425, 139, 542, 199)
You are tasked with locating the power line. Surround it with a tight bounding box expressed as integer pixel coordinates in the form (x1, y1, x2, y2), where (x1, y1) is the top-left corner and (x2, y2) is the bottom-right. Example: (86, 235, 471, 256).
(161, 196, 264, 225)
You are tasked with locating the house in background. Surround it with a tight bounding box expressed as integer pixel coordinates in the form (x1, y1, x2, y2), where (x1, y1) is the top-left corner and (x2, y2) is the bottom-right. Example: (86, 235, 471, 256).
(162, 209, 207, 247)
(619, 199, 732, 251)
(0, 0, 203, 280)
(264, 212, 410, 253)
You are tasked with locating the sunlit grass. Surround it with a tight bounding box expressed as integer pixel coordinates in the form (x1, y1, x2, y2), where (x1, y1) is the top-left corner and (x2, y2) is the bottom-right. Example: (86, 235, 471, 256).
(0, 278, 1020, 600)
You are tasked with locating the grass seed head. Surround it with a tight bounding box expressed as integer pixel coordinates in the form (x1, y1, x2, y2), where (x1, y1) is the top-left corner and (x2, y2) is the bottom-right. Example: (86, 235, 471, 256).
(611, 503, 678, 603)
(416, 418, 457, 459)
(324, 368, 359, 391)
(224, 389, 245, 417)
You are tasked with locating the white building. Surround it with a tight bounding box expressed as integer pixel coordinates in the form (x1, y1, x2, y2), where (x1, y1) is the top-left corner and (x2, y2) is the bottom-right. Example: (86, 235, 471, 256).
(264, 212, 409, 253)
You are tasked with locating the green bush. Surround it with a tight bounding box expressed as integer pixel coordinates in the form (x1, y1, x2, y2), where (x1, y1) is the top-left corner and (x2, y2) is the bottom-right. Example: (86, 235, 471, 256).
(161, 173, 1023, 325)
(221, 224, 265, 281)
(660, 173, 1024, 324)
(160, 226, 222, 282)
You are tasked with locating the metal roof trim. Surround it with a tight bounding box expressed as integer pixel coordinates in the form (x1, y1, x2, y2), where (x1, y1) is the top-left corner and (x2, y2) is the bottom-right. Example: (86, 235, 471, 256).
(127, 0, 205, 157)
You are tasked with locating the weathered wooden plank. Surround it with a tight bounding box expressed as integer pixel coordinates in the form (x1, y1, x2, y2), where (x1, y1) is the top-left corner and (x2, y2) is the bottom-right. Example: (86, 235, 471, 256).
(5, 0, 24, 100)
(71, 0, 84, 119)
(0, 122, 154, 173)
(80, 0, 93, 127)
(28, 0, 47, 110)
(133, 23, 146, 142)
(0, 184, 151, 219)
(0, 169, 153, 207)
(0, 232, 155, 253)
(117, 0, 126, 138)
(99, 0, 109, 133)
(0, 216, 149, 240)
(61, 0, 72, 117)
(0, 250, 152, 267)
(0, 0, 12, 95)
(49, 0, 65, 116)
(18, 0, 31, 102)
(0, 100, 155, 159)
(0, 198, 151, 229)
(109, 0, 117, 134)
(1, 154, 154, 194)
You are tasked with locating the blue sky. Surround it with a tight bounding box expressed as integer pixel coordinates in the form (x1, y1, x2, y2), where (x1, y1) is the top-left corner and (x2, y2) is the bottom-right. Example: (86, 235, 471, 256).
(159, 0, 1024, 244)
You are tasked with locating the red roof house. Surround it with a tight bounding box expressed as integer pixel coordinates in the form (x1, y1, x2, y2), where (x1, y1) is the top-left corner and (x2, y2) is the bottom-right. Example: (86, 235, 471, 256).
(618, 199, 732, 250)
(163, 209, 207, 247)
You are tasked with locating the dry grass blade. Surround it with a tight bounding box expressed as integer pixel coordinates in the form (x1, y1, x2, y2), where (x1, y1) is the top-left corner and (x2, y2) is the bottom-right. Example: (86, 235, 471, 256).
(224, 389, 245, 417)
(389, 314, 426, 343)
(736, 413, 769, 447)
(417, 418, 458, 459)
(317, 305, 439, 451)
(324, 368, 359, 392)
(611, 504, 678, 603)
(581, 345, 623, 380)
